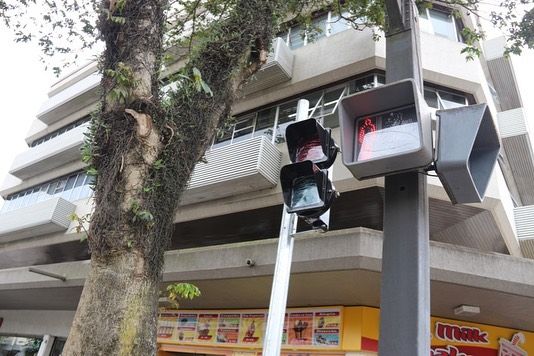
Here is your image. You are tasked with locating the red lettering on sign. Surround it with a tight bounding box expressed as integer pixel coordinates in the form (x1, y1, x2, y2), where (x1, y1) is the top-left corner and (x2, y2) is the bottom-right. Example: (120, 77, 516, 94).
(435, 322, 489, 344)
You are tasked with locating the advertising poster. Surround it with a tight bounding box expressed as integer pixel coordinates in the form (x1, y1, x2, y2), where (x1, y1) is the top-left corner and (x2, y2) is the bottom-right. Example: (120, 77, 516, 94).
(288, 312, 314, 345)
(217, 313, 241, 344)
(240, 313, 265, 344)
(196, 313, 218, 342)
(176, 313, 198, 342)
(313, 311, 340, 346)
(282, 313, 289, 345)
(157, 311, 179, 339)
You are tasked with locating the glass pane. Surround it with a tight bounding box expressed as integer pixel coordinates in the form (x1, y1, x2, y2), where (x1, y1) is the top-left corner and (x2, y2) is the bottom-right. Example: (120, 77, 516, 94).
(36, 184, 50, 202)
(424, 89, 439, 108)
(278, 101, 298, 125)
(47, 181, 58, 197)
(234, 115, 255, 130)
(303, 91, 323, 115)
(376, 74, 386, 85)
(70, 174, 86, 201)
(213, 127, 232, 146)
(276, 100, 298, 142)
(232, 127, 254, 143)
(288, 25, 305, 49)
(308, 13, 328, 43)
(291, 176, 322, 209)
(429, 9, 456, 41)
(329, 12, 351, 35)
(317, 87, 345, 117)
(254, 107, 277, 139)
(79, 175, 95, 200)
(439, 91, 466, 109)
(349, 75, 375, 93)
(61, 175, 78, 199)
(54, 179, 67, 195)
(0, 336, 42, 356)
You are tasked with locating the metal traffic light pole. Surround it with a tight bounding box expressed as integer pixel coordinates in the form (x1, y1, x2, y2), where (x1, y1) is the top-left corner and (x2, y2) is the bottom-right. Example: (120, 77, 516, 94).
(378, 0, 430, 354)
(262, 99, 309, 356)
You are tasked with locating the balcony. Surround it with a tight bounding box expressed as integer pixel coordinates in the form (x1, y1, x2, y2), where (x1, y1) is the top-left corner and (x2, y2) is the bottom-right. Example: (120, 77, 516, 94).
(37, 72, 100, 125)
(9, 123, 88, 180)
(0, 197, 75, 242)
(180, 136, 282, 205)
(243, 37, 294, 95)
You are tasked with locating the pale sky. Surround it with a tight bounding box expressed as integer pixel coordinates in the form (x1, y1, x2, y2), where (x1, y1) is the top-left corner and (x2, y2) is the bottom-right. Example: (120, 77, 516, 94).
(0, 14, 532, 208)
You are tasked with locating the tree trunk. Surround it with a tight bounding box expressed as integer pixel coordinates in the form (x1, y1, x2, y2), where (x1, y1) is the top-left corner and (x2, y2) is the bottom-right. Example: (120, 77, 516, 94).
(63, 0, 281, 354)
(62, 252, 160, 355)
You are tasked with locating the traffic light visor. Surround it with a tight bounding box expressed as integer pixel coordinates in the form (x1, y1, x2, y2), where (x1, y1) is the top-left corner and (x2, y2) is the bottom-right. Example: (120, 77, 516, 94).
(285, 119, 338, 169)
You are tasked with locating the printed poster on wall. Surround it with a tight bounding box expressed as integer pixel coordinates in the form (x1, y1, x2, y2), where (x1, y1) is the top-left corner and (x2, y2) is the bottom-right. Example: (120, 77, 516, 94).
(195, 313, 218, 342)
(217, 313, 240, 344)
(157, 311, 180, 339)
(176, 313, 197, 342)
(240, 313, 265, 344)
(313, 311, 340, 346)
(288, 312, 314, 346)
(157, 307, 342, 349)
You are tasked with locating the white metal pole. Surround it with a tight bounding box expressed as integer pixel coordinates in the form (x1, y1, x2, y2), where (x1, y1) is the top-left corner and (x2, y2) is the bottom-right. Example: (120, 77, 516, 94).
(262, 99, 309, 356)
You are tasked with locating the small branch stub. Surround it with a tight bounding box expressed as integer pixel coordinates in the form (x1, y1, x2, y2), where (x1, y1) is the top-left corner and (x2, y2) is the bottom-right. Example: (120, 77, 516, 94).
(125, 108, 153, 138)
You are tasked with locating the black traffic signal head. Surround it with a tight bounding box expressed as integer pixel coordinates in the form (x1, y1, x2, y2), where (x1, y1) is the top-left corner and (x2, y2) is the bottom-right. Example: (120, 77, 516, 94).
(280, 160, 336, 218)
(285, 118, 338, 169)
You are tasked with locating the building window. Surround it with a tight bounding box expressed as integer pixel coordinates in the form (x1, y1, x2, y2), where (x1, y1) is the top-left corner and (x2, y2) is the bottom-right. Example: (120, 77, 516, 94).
(1, 171, 94, 214)
(278, 10, 352, 50)
(212, 72, 385, 149)
(424, 87, 469, 109)
(212, 73, 469, 150)
(420, 7, 464, 42)
(30, 116, 90, 147)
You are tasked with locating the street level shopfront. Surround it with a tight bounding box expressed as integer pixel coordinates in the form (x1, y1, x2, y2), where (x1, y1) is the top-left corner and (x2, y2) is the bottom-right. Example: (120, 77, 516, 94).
(157, 307, 534, 355)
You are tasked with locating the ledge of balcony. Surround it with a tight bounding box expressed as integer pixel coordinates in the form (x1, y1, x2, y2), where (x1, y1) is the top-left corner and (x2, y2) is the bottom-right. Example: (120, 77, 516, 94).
(0, 197, 76, 243)
(37, 72, 100, 125)
(9, 124, 87, 180)
(180, 136, 282, 205)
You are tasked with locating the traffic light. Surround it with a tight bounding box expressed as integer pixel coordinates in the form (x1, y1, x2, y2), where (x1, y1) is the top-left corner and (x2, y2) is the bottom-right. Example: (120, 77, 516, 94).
(435, 103, 501, 204)
(280, 119, 338, 231)
(338, 79, 433, 180)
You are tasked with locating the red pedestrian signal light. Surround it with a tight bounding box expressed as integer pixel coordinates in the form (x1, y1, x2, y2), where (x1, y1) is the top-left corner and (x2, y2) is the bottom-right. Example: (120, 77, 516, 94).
(338, 79, 433, 180)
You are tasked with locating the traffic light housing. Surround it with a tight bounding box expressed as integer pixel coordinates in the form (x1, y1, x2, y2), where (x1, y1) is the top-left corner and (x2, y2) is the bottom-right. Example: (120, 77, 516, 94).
(285, 118, 338, 169)
(435, 103, 501, 204)
(280, 119, 338, 230)
(338, 79, 433, 180)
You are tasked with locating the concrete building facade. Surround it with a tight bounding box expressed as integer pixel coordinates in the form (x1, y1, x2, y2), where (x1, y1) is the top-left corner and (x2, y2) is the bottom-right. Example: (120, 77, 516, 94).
(1, 7, 534, 356)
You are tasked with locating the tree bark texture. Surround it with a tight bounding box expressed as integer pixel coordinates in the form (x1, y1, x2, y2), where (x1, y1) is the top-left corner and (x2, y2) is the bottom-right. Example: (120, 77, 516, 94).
(63, 0, 281, 355)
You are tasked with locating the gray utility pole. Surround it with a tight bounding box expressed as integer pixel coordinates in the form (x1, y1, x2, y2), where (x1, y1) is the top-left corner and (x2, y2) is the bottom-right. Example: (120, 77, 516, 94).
(379, 0, 430, 355)
(262, 99, 309, 356)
